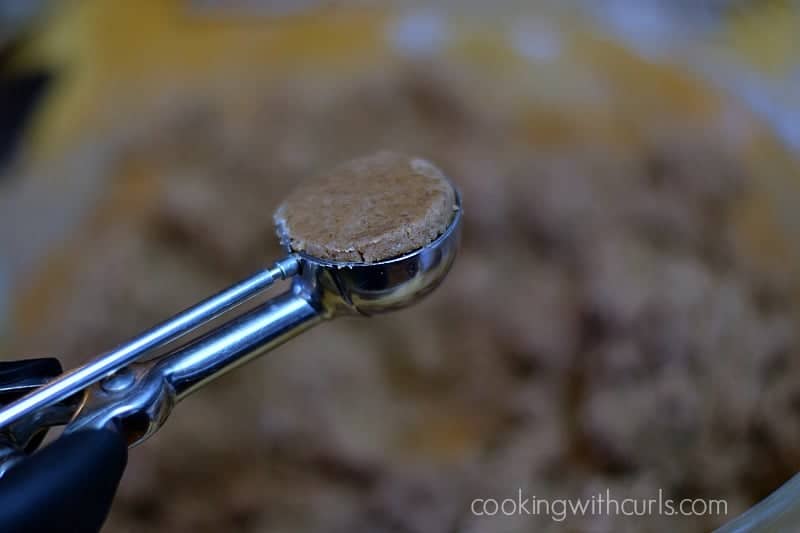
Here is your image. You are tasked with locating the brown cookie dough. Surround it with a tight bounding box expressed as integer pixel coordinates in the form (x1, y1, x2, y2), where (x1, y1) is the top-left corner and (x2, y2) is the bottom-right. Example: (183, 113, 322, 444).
(274, 151, 457, 263)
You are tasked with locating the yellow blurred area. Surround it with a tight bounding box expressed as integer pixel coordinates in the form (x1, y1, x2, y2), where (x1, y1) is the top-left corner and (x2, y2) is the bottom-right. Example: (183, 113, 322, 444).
(15, 1, 392, 160)
(724, 0, 800, 76)
(14, 0, 778, 159)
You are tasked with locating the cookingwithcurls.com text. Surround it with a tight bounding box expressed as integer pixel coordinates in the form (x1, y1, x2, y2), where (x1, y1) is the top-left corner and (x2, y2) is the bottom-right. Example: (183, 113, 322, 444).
(470, 489, 728, 523)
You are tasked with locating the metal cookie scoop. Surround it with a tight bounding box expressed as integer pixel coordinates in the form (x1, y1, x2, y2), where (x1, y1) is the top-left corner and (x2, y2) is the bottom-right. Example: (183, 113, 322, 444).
(0, 154, 462, 451)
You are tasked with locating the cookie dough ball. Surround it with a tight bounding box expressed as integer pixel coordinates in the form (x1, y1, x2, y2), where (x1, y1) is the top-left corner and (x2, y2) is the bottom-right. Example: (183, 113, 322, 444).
(274, 151, 457, 263)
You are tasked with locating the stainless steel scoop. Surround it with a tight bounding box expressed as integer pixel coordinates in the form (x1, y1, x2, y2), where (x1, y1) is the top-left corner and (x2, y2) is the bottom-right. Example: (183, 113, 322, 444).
(0, 190, 461, 450)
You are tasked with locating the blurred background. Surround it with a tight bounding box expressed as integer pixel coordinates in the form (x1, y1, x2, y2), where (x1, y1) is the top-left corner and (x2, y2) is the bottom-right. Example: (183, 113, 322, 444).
(2, 1, 800, 532)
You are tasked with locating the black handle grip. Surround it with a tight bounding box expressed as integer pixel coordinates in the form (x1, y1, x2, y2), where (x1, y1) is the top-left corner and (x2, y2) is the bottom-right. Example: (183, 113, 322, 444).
(0, 429, 128, 533)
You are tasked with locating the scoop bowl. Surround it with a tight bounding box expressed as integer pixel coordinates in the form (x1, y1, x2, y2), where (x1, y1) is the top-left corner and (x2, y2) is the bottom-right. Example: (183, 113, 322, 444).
(290, 191, 462, 316)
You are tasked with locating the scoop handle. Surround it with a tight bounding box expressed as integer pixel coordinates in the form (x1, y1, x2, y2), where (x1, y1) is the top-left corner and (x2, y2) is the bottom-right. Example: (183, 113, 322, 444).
(0, 257, 299, 431)
(0, 429, 128, 533)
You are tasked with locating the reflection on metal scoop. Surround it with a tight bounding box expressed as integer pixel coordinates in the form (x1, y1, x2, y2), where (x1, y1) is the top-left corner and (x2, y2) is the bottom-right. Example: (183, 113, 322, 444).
(0, 159, 462, 452)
